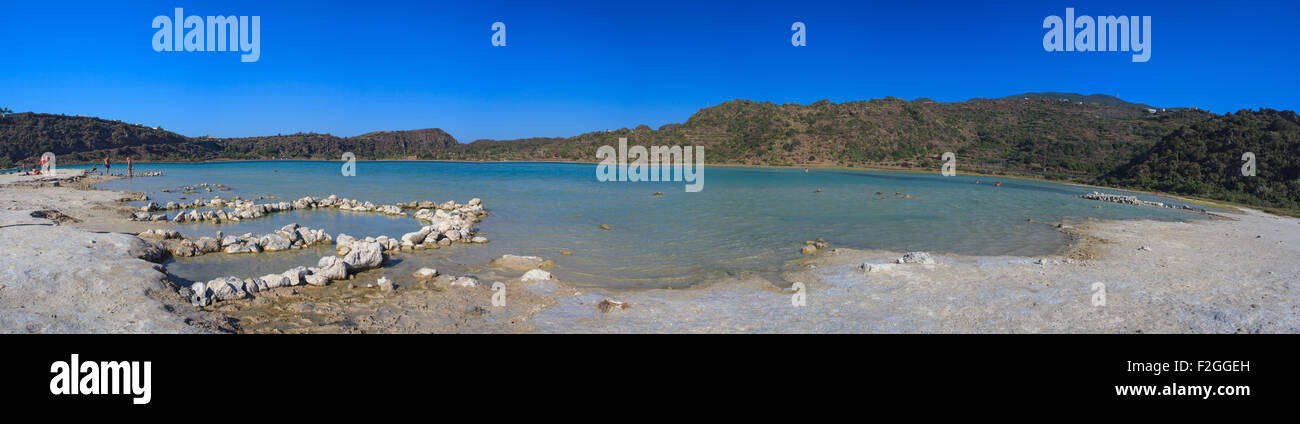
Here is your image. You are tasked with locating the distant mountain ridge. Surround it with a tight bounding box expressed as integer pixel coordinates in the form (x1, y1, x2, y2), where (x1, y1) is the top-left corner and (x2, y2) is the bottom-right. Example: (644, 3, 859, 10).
(2, 93, 1297, 213)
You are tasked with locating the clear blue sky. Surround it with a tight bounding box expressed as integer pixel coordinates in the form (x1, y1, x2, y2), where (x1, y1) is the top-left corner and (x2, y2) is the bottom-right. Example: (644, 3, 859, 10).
(2, 0, 1297, 142)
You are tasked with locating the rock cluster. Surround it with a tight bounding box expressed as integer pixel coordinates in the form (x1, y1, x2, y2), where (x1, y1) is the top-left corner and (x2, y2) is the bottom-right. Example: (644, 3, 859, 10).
(138, 223, 332, 258)
(801, 238, 830, 254)
(128, 195, 488, 225)
(187, 240, 390, 306)
(150, 195, 492, 306)
(1080, 191, 1207, 212)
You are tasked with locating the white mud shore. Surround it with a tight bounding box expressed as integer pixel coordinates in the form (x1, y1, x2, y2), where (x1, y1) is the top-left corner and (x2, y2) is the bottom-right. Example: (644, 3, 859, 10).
(0, 171, 227, 333)
(529, 209, 1300, 333)
(2, 170, 1297, 333)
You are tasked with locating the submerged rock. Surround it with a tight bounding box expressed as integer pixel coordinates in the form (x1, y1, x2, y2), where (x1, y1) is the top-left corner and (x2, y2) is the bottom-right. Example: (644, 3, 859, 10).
(412, 267, 439, 280)
(490, 254, 555, 270)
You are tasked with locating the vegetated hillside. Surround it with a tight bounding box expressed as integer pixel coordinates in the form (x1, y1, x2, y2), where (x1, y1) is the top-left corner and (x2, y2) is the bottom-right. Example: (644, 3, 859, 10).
(0, 112, 215, 167)
(216, 128, 458, 160)
(0, 111, 459, 165)
(1103, 109, 1300, 212)
(448, 95, 1213, 181)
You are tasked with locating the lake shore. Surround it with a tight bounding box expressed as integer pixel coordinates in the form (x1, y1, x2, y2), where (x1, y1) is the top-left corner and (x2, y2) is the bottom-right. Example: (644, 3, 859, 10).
(2, 169, 1297, 333)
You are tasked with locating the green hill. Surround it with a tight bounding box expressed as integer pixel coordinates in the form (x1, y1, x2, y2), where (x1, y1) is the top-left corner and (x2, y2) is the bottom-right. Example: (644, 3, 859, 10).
(453, 95, 1212, 181)
(0, 112, 456, 166)
(1102, 109, 1300, 212)
(0, 112, 215, 167)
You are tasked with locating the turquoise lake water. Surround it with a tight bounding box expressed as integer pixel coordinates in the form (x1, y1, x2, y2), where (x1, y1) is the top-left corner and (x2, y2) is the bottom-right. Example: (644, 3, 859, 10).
(87, 161, 1212, 288)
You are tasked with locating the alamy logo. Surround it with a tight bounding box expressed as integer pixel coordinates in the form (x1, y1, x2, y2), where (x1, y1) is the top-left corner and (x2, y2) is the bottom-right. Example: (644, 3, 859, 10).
(152, 8, 261, 62)
(49, 354, 152, 405)
(596, 137, 704, 192)
(1043, 8, 1151, 62)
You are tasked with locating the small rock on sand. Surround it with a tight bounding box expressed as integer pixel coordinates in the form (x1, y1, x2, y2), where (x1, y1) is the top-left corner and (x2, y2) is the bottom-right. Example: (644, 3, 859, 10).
(597, 299, 630, 313)
(413, 267, 439, 280)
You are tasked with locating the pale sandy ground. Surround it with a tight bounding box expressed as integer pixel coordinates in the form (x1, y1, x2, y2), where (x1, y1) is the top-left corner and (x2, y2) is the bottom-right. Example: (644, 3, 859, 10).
(2, 170, 1297, 333)
(0, 171, 227, 333)
(529, 210, 1300, 333)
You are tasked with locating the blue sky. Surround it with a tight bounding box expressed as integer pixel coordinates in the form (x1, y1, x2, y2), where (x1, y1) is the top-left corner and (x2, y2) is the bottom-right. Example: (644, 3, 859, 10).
(1, 0, 1297, 142)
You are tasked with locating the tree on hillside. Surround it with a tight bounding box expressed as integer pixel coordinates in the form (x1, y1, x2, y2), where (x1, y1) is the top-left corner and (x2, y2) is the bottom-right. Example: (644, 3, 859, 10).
(0, 107, 12, 114)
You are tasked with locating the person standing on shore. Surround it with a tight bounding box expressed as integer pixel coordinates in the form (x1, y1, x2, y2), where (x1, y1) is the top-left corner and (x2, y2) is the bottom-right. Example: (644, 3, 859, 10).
(127, 157, 133, 177)
(103, 156, 110, 176)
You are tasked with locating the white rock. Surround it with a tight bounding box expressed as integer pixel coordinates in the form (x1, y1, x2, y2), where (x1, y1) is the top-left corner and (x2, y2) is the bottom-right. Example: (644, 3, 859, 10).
(281, 266, 309, 286)
(207, 277, 246, 301)
(342, 241, 384, 270)
(259, 273, 291, 289)
(412, 267, 438, 279)
(897, 251, 935, 264)
(401, 228, 431, 245)
(520, 269, 554, 282)
(189, 282, 211, 306)
(260, 233, 292, 251)
(450, 276, 479, 288)
(315, 256, 350, 280)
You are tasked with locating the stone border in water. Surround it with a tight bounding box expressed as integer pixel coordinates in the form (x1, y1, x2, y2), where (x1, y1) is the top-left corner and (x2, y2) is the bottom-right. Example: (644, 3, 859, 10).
(1080, 191, 1209, 213)
(136, 197, 489, 258)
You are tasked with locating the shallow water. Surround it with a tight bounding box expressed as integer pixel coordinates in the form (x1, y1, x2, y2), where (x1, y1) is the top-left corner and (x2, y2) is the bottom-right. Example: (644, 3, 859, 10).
(88, 161, 1211, 288)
